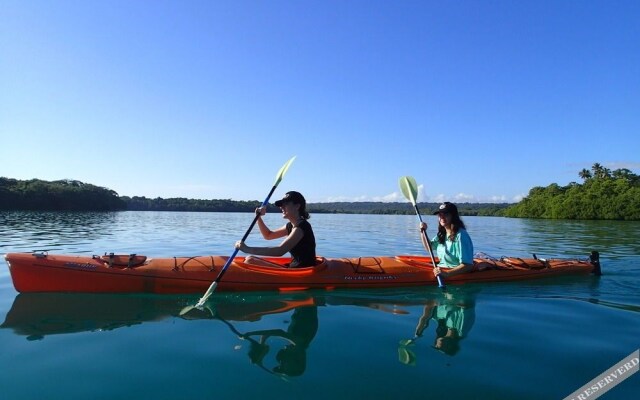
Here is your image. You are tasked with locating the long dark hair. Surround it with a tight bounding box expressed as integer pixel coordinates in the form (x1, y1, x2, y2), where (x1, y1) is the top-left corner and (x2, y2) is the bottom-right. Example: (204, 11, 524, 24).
(437, 207, 466, 244)
(295, 193, 310, 220)
(299, 202, 310, 220)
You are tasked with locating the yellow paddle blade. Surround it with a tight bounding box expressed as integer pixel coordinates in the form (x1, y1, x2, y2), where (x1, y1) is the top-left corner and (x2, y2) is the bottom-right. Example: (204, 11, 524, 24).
(399, 176, 419, 205)
(274, 156, 296, 186)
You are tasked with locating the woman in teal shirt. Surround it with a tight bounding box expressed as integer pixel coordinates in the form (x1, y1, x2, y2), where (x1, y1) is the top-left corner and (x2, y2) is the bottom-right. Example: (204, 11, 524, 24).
(420, 202, 474, 279)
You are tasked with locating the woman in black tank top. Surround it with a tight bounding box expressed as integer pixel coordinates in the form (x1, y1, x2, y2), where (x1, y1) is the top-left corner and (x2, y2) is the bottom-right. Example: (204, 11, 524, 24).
(235, 191, 316, 268)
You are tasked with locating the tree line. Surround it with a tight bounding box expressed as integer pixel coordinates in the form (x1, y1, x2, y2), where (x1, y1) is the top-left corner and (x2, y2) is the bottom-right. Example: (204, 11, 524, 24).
(0, 177, 510, 215)
(307, 202, 509, 216)
(2, 162, 638, 220)
(0, 178, 125, 211)
(123, 196, 260, 212)
(121, 198, 510, 215)
(504, 163, 640, 220)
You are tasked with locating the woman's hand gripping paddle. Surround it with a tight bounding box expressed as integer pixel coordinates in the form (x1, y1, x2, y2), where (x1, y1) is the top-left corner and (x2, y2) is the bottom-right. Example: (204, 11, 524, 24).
(399, 176, 446, 289)
(182, 156, 297, 315)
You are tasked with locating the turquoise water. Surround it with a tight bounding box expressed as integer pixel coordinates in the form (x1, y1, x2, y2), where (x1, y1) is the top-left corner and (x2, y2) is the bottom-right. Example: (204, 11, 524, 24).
(1, 211, 638, 399)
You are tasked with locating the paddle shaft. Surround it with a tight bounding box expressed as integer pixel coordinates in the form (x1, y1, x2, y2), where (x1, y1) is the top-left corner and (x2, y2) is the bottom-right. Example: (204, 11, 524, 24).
(196, 186, 278, 306)
(398, 176, 445, 289)
(414, 204, 445, 289)
(192, 156, 296, 308)
(216, 185, 277, 282)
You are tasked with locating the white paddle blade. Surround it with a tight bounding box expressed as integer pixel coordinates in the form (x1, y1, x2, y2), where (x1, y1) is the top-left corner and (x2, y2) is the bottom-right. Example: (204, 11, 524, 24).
(195, 281, 218, 308)
(399, 176, 419, 205)
(179, 305, 196, 316)
(274, 156, 296, 186)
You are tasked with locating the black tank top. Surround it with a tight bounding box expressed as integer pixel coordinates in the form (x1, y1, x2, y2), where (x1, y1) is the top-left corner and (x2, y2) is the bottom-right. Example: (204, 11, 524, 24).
(286, 220, 316, 267)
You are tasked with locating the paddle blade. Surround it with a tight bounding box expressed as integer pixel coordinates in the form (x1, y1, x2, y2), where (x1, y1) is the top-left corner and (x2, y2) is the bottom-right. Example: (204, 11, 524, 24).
(195, 281, 218, 308)
(179, 305, 196, 316)
(399, 176, 419, 205)
(398, 346, 417, 366)
(179, 304, 215, 318)
(274, 156, 296, 186)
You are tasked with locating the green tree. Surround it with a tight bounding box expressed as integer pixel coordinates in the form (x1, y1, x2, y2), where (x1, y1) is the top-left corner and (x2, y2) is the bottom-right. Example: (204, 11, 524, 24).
(579, 168, 592, 181)
(504, 164, 640, 220)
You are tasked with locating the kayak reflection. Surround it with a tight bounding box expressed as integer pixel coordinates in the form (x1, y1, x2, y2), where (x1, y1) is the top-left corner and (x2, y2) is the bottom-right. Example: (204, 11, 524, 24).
(2, 289, 476, 376)
(0, 292, 316, 341)
(398, 288, 477, 365)
(1, 293, 180, 341)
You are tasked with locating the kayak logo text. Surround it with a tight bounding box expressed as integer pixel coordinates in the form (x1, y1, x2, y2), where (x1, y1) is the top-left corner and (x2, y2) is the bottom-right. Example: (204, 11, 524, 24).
(344, 275, 397, 281)
(64, 262, 97, 270)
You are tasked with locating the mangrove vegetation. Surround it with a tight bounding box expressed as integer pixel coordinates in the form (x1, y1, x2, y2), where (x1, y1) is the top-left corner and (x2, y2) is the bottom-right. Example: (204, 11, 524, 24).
(1, 163, 638, 220)
(504, 163, 640, 220)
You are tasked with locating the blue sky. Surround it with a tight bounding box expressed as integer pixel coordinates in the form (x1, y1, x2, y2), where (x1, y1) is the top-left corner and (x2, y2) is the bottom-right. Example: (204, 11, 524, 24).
(1, 0, 638, 204)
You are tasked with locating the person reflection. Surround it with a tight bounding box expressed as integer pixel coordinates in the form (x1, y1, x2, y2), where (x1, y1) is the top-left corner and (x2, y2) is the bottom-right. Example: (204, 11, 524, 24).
(241, 305, 318, 377)
(405, 290, 476, 360)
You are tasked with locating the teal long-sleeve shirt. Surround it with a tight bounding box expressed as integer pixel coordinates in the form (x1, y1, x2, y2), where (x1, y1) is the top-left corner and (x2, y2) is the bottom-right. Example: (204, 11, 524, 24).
(430, 228, 474, 267)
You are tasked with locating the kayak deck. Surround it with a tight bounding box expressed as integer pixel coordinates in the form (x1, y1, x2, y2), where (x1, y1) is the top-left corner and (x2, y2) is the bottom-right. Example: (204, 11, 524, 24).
(4, 251, 600, 294)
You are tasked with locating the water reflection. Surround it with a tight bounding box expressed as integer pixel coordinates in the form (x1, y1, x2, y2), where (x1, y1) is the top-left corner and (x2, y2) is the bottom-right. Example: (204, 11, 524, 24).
(398, 288, 477, 364)
(2, 211, 639, 263)
(179, 294, 321, 378)
(232, 306, 318, 377)
(1, 293, 180, 340)
(0, 211, 118, 253)
(1, 288, 483, 376)
(470, 217, 640, 261)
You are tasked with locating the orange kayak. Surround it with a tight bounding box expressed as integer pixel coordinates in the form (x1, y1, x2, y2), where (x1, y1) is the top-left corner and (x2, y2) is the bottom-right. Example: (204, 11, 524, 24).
(4, 251, 600, 294)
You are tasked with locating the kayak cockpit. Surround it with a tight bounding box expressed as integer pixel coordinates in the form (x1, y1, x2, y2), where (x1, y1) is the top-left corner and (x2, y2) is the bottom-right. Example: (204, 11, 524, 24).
(238, 257, 328, 275)
(95, 253, 148, 269)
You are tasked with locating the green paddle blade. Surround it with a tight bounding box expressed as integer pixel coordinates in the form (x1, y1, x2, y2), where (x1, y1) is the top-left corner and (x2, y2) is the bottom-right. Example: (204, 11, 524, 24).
(398, 346, 417, 366)
(274, 156, 296, 186)
(399, 176, 419, 205)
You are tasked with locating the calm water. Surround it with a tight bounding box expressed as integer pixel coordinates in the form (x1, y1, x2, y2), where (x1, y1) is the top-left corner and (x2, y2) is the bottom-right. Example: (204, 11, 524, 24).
(0, 211, 638, 399)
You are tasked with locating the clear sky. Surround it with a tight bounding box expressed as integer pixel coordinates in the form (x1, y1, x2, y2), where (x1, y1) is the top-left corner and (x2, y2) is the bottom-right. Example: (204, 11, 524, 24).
(1, 0, 638, 204)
